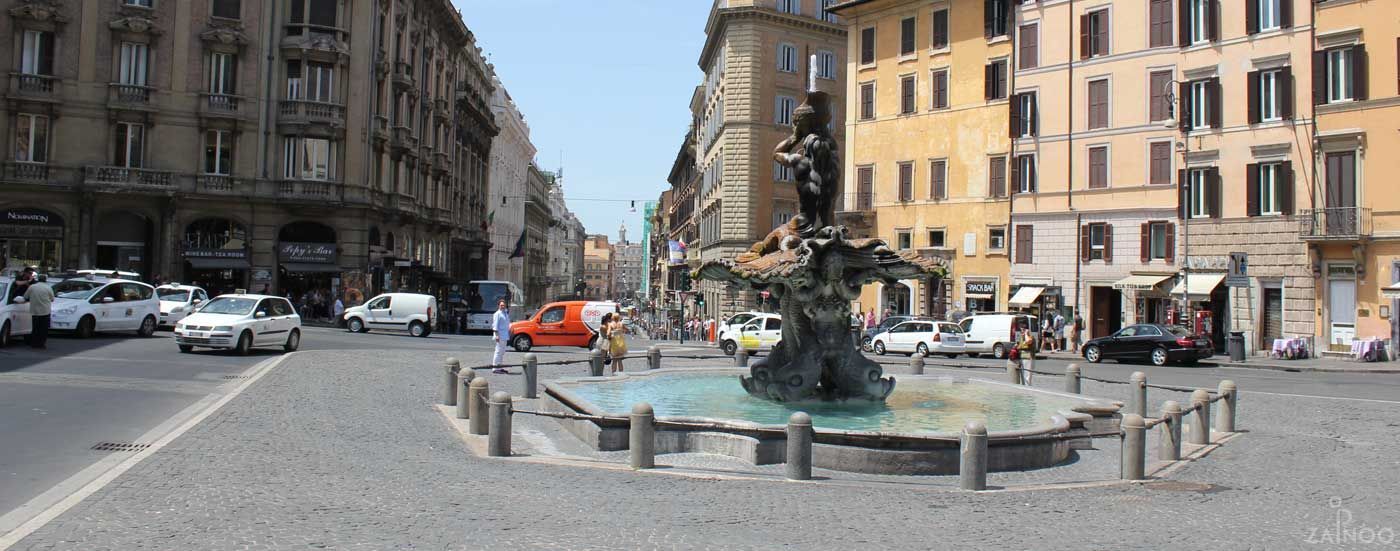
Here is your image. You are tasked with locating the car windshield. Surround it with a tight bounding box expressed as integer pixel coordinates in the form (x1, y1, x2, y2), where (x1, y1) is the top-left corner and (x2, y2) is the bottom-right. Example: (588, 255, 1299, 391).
(1165, 325, 1193, 337)
(198, 297, 257, 315)
(727, 313, 756, 326)
(158, 289, 190, 302)
(52, 280, 104, 299)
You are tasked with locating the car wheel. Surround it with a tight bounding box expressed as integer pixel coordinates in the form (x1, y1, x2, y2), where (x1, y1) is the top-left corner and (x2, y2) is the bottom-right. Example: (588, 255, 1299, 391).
(178, 344, 194, 353)
(1084, 345, 1102, 363)
(347, 317, 364, 333)
(0, 321, 9, 348)
(408, 321, 427, 338)
(992, 343, 1007, 360)
(945, 353, 959, 359)
(512, 334, 532, 352)
(874, 341, 886, 355)
(137, 315, 157, 337)
(585, 335, 598, 350)
(721, 340, 737, 356)
(1151, 347, 1168, 367)
(915, 342, 930, 357)
(76, 316, 95, 339)
(234, 331, 252, 356)
(284, 329, 301, 353)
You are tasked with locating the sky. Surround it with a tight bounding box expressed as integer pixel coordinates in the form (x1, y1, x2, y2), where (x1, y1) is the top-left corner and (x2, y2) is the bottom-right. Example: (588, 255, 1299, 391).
(458, 0, 714, 243)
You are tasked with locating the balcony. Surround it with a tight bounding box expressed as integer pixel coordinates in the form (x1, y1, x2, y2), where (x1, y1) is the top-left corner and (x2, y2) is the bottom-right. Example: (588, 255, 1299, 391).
(1300, 207, 1372, 241)
(390, 126, 418, 154)
(391, 61, 416, 91)
(279, 99, 345, 128)
(107, 83, 154, 110)
(433, 151, 451, 175)
(7, 73, 60, 101)
(277, 179, 341, 201)
(199, 93, 242, 118)
(192, 174, 247, 196)
(84, 166, 174, 191)
(433, 98, 450, 122)
(371, 115, 390, 148)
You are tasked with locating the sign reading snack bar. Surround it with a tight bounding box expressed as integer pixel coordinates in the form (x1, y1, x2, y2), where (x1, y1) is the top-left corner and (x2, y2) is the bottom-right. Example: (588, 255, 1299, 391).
(278, 242, 337, 263)
(0, 207, 64, 239)
(965, 281, 997, 295)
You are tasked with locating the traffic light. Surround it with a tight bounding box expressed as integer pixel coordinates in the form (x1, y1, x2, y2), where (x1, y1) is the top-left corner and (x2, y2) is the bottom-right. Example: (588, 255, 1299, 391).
(694, 293, 704, 308)
(680, 275, 692, 292)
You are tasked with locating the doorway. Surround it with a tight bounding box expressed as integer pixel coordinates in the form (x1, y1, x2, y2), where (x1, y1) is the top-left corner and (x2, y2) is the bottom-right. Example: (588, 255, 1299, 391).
(1090, 286, 1122, 339)
(1327, 264, 1357, 347)
(1325, 151, 1357, 234)
(1261, 285, 1283, 345)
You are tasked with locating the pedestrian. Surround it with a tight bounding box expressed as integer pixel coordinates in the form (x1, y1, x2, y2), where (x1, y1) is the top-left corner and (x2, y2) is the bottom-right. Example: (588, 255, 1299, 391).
(491, 299, 511, 374)
(15, 266, 35, 294)
(1053, 310, 1066, 352)
(22, 274, 54, 349)
(608, 314, 628, 375)
(333, 295, 345, 327)
(1016, 326, 1036, 385)
(1072, 311, 1084, 353)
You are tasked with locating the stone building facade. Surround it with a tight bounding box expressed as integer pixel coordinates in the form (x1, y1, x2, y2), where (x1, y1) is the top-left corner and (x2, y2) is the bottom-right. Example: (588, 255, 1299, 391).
(485, 74, 531, 289)
(522, 161, 550, 310)
(582, 234, 612, 300)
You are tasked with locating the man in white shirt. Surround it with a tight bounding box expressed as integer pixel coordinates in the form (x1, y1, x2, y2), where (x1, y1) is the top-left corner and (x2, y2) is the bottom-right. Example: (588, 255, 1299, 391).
(333, 296, 345, 327)
(491, 299, 511, 373)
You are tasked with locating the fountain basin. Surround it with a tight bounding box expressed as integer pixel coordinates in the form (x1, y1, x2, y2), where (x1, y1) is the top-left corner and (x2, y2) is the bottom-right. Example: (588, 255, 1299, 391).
(542, 368, 1122, 475)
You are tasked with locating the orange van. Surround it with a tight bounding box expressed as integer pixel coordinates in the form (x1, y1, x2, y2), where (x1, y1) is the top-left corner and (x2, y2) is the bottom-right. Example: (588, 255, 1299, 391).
(508, 300, 619, 352)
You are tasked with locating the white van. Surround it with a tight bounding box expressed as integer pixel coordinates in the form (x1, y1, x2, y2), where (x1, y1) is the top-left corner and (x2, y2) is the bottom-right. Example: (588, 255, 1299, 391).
(342, 292, 438, 337)
(957, 313, 1038, 359)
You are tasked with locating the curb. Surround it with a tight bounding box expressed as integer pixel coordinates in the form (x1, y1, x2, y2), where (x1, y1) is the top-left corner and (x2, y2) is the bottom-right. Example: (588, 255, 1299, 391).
(1034, 352, 1400, 374)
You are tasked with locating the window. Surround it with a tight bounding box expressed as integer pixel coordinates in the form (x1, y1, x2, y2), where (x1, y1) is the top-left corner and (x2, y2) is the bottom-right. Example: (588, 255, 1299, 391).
(1149, 70, 1172, 122)
(1014, 154, 1036, 193)
(1013, 225, 1032, 263)
(859, 82, 875, 120)
(212, 0, 240, 19)
(284, 137, 334, 180)
(1324, 47, 1360, 103)
(898, 162, 914, 201)
(900, 17, 917, 56)
(1188, 0, 1213, 45)
(856, 166, 874, 209)
(1251, 0, 1281, 33)
(984, 60, 1007, 100)
(777, 43, 798, 73)
(204, 130, 232, 175)
(773, 205, 795, 228)
(900, 74, 916, 114)
(1248, 162, 1292, 216)
(114, 123, 144, 168)
(774, 161, 794, 182)
(1259, 163, 1280, 215)
(1019, 23, 1038, 70)
(930, 69, 949, 109)
(777, 0, 800, 15)
(286, 60, 302, 99)
(124, 0, 153, 6)
(1087, 79, 1109, 129)
(1087, 223, 1109, 261)
(209, 52, 236, 95)
(816, 50, 836, 79)
(775, 95, 797, 125)
(306, 62, 334, 102)
(929, 159, 947, 200)
(1255, 69, 1282, 122)
(1013, 92, 1036, 137)
(1187, 168, 1211, 218)
(819, 0, 838, 23)
(290, 0, 338, 28)
(1142, 221, 1173, 261)
(1081, 9, 1109, 59)
(985, 0, 1008, 39)
(1088, 146, 1108, 189)
(1149, 0, 1173, 48)
(897, 231, 912, 250)
(928, 229, 946, 248)
(118, 42, 149, 86)
(1149, 142, 1172, 186)
(20, 30, 54, 76)
(989, 227, 1006, 251)
(1190, 79, 1211, 129)
(860, 27, 876, 65)
(14, 114, 49, 163)
(932, 9, 949, 49)
(988, 156, 1007, 197)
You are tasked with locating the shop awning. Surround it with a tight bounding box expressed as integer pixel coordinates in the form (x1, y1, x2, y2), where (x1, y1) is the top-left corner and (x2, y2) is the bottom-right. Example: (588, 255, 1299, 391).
(1007, 286, 1045, 307)
(280, 263, 343, 273)
(965, 293, 993, 300)
(186, 257, 250, 270)
(1113, 274, 1173, 292)
(1168, 273, 1226, 301)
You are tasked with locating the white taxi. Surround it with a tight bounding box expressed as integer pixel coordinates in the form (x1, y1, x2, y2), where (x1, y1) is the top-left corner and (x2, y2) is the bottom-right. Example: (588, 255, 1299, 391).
(156, 284, 209, 328)
(0, 277, 32, 347)
(174, 294, 301, 355)
(49, 276, 159, 338)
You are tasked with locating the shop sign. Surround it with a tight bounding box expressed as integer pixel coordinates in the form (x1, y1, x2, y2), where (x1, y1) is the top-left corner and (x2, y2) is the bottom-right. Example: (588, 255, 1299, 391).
(965, 281, 997, 295)
(184, 248, 248, 259)
(0, 207, 64, 239)
(278, 242, 336, 263)
(252, 269, 272, 282)
(1226, 252, 1249, 288)
(1186, 255, 1229, 271)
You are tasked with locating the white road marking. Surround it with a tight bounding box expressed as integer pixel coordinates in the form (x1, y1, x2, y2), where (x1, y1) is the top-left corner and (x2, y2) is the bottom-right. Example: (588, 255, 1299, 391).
(1239, 390, 1400, 405)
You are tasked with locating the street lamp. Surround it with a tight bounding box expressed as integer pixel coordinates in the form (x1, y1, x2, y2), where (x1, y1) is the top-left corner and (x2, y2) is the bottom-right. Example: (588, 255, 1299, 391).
(1162, 79, 1192, 327)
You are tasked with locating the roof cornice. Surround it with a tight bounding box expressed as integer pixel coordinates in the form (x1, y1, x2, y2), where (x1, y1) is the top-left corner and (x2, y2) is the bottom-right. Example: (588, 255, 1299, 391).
(698, 6, 846, 70)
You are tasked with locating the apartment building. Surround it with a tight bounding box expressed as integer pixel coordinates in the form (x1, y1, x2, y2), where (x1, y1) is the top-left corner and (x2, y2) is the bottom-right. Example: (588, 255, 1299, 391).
(486, 77, 532, 289)
(582, 234, 613, 300)
(691, 0, 847, 320)
(830, 0, 1014, 319)
(2, 0, 495, 305)
(522, 163, 551, 310)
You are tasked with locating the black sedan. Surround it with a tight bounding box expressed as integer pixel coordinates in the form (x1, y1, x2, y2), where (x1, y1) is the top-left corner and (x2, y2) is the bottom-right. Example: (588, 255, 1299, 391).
(1082, 324, 1214, 366)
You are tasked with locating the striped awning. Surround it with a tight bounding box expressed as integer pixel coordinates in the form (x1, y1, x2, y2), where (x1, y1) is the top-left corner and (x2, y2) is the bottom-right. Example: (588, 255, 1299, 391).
(1168, 274, 1226, 301)
(1008, 286, 1045, 307)
(1113, 274, 1173, 291)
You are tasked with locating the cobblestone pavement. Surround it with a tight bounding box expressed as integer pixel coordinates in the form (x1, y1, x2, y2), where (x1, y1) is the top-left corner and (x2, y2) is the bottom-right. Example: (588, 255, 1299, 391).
(12, 345, 1400, 550)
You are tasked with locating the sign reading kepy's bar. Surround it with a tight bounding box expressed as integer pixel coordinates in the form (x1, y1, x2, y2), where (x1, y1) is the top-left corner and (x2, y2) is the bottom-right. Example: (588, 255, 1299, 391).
(278, 242, 337, 263)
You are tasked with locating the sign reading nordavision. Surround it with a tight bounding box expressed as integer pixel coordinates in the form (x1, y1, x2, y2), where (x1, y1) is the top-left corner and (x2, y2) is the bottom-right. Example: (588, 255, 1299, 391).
(0, 207, 64, 239)
(278, 242, 336, 263)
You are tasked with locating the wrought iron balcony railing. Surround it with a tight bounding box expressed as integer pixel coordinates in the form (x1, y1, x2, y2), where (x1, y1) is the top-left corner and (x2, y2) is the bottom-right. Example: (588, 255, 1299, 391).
(1300, 207, 1371, 240)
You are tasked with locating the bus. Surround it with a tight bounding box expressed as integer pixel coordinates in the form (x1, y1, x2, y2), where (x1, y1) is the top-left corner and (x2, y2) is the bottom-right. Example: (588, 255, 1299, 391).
(463, 280, 524, 332)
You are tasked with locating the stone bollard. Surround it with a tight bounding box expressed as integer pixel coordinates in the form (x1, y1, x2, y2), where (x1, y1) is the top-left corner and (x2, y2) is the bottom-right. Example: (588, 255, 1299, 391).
(1216, 380, 1237, 433)
(959, 420, 988, 491)
(909, 354, 925, 375)
(629, 402, 655, 469)
(1159, 400, 1183, 461)
(1189, 389, 1211, 446)
(1006, 359, 1021, 385)
(1129, 372, 1148, 418)
(735, 348, 750, 368)
(589, 349, 605, 377)
(1120, 414, 1146, 481)
(785, 412, 813, 481)
(443, 357, 460, 406)
(469, 378, 491, 435)
(1065, 363, 1081, 394)
(647, 346, 662, 370)
(456, 370, 474, 419)
(487, 391, 512, 457)
(521, 353, 538, 399)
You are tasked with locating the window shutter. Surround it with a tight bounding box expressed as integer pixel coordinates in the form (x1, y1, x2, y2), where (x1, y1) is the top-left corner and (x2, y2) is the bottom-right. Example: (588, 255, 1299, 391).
(1280, 161, 1295, 215)
(1280, 0, 1293, 28)
(861, 27, 875, 64)
(1178, 168, 1188, 219)
(1010, 93, 1022, 136)
(985, 64, 995, 100)
(1313, 50, 1327, 105)
(984, 0, 995, 39)
(1103, 224, 1114, 263)
(1095, 12, 1109, 56)
(1079, 14, 1090, 60)
(1208, 0, 1220, 42)
(1353, 45, 1369, 101)
(1246, 163, 1261, 216)
(1080, 225, 1091, 262)
(901, 17, 916, 55)
(1178, 0, 1191, 47)
(1024, 226, 1034, 263)
(1209, 77, 1223, 129)
(1207, 167, 1222, 218)
(1010, 156, 1021, 194)
(1165, 223, 1176, 263)
(1280, 66, 1295, 120)
(1179, 80, 1192, 132)
(1245, 0, 1258, 35)
(1029, 92, 1038, 135)
(1027, 157, 1036, 192)
(38, 32, 54, 75)
(1247, 71, 1261, 124)
(1140, 222, 1151, 263)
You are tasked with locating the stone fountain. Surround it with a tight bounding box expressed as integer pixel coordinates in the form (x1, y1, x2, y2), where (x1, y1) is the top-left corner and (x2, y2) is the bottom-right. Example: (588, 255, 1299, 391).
(695, 90, 946, 402)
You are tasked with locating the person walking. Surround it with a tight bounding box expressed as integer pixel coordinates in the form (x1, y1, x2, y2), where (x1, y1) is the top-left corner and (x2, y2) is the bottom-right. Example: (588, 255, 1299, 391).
(491, 299, 511, 374)
(608, 315, 629, 375)
(1071, 311, 1084, 353)
(22, 274, 54, 349)
(1053, 311, 1066, 352)
(1016, 327, 1036, 385)
(333, 295, 345, 328)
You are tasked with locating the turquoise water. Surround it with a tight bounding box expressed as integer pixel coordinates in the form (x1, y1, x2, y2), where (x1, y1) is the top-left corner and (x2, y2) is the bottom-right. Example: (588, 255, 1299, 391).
(564, 372, 1084, 434)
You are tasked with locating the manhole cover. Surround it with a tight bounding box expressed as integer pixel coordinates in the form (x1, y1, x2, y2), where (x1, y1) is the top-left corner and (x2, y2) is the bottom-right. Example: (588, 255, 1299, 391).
(1142, 481, 1225, 493)
(91, 442, 151, 452)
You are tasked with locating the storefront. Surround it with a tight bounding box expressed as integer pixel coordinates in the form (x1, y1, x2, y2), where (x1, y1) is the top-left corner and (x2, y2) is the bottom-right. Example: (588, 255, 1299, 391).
(181, 218, 249, 296)
(0, 207, 64, 274)
(95, 210, 152, 276)
(1170, 273, 1227, 351)
(881, 281, 912, 317)
(277, 221, 339, 321)
(1008, 284, 1062, 319)
(962, 278, 998, 314)
(1112, 273, 1175, 326)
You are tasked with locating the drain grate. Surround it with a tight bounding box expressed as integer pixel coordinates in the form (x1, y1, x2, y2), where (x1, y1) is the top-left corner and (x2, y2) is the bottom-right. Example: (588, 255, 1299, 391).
(222, 375, 249, 380)
(91, 442, 151, 452)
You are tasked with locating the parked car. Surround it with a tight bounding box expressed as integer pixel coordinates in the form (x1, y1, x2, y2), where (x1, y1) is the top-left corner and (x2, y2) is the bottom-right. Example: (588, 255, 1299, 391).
(156, 284, 209, 328)
(870, 320, 966, 357)
(724, 314, 782, 355)
(0, 277, 32, 347)
(342, 293, 438, 337)
(861, 315, 930, 351)
(48, 276, 160, 338)
(174, 294, 301, 355)
(509, 300, 619, 352)
(716, 311, 763, 343)
(1082, 324, 1214, 366)
(958, 313, 1039, 359)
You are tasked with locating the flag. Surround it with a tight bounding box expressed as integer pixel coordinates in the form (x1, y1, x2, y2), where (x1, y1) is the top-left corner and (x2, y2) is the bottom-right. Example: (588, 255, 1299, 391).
(509, 229, 526, 259)
(668, 240, 686, 265)
(481, 210, 494, 231)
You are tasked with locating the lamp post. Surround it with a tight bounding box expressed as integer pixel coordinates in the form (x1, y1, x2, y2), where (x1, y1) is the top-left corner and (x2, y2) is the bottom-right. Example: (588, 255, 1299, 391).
(1162, 79, 1192, 327)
